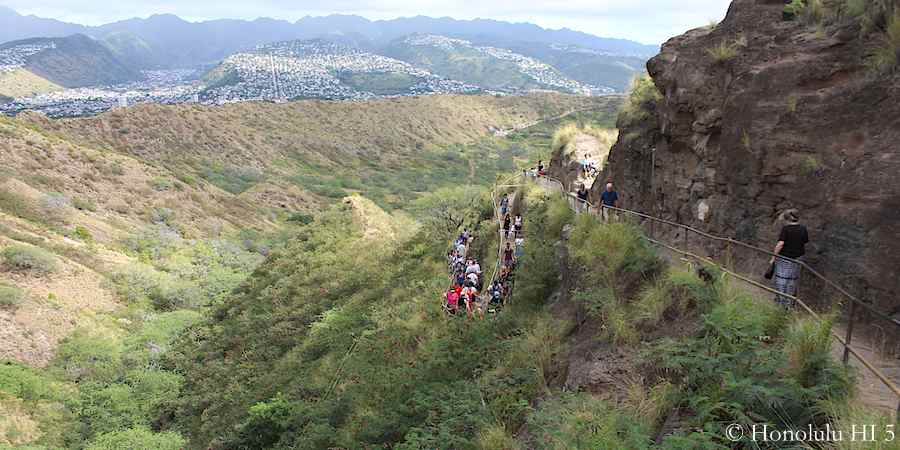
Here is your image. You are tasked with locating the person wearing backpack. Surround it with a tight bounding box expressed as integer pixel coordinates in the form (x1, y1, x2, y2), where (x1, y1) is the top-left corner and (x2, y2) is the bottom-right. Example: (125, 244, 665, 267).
(500, 194, 509, 216)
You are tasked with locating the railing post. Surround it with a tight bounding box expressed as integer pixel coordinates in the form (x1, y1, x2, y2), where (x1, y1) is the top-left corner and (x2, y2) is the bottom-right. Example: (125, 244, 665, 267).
(725, 241, 733, 271)
(683, 225, 688, 249)
(843, 300, 856, 365)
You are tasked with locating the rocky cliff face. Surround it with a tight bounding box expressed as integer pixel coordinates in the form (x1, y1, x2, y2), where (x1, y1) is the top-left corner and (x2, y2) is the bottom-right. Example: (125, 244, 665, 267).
(594, 0, 900, 314)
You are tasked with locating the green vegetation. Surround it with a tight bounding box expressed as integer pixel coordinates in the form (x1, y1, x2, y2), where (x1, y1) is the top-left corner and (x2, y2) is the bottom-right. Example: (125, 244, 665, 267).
(0, 283, 25, 309)
(527, 393, 655, 449)
(798, 154, 823, 176)
(72, 197, 97, 212)
(200, 163, 263, 195)
(337, 71, 421, 95)
(1, 245, 57, 275)
(0, 189, 40, 223)
(384, 41, 538, 91)
(618, 74, 662, 127)
(149, 183, 573, 449)
(84, 428, 186, 450)
(558, 211, 860, 448)
(870, 9, 900, 72)
(783, 0, 898, 71)
(0, 95, 627, 448)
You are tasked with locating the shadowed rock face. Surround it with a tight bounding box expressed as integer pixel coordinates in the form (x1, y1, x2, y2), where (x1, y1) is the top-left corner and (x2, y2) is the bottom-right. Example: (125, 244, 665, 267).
(597, 0, 900, 313)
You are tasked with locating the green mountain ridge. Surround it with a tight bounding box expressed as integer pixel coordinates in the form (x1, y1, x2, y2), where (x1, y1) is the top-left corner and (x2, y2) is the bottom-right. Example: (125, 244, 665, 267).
(0, 34, 141, 89)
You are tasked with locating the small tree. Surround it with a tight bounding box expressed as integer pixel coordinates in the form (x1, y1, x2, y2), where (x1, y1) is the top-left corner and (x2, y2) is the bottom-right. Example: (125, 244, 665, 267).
(411, 186, 485, 237)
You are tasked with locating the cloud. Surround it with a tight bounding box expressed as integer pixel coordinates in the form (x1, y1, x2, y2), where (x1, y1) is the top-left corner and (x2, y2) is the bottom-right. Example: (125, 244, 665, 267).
(3, 0, 733, 44)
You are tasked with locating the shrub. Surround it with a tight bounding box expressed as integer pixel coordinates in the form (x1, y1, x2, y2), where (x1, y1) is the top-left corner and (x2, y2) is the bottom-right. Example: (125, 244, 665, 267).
(798, 155, 823, 176)
(148, 277, 202, 311)
(149, 207, 175, 226)
(568, 218, 663, 304)
(477, 424, 521, 450)
(784, 316, 839, 387)
(787, 95, 799, 113)
(85, 427, 186, 450)
(109, 263, 202, 311)
(150, 177, 174, 192)
(526, 393, 653, 449)
(870, 9, 900, 72)
(551, 123, 579, 154)
(53, 328, 124, 383)
(1, 245, 57, 274)
(0, 283, 25, 309)
(618, 75, 662, 126)
(73, 225, 93, 242)
(706, 41, 738, 63)
(784, 0, 805, 19)
(287, 212, 314, 225)
(0, 360, 71, 402)
(72, 197, 97, 212)
(109, 263, 163, 305)
(0, 189, 38, 221)
(41, 192, 71, 223)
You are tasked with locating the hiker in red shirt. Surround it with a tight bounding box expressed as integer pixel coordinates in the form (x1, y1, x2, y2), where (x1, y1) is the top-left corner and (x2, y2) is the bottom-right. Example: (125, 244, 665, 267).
(446, 288, 460, 314)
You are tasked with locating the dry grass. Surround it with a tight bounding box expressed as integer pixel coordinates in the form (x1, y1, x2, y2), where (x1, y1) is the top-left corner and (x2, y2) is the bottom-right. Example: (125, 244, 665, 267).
(707, 41, 739, 64)
(0, 69, 62, 98)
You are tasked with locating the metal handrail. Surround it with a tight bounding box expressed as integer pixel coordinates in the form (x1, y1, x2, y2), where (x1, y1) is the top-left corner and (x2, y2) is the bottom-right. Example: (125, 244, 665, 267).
(528, 173, 900, 413)
(541, 175, 899, 328)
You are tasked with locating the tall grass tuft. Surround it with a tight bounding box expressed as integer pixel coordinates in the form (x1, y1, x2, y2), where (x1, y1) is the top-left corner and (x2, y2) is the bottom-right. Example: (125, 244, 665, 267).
(784, 316, 839, 387)
(551, 123, 579, 155)
(618, 74, 662, 127)
(707, 41, 738, 64)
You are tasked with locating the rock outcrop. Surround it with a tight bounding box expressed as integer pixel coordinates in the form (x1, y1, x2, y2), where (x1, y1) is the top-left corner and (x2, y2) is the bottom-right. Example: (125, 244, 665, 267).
(596, 0, 900, 314)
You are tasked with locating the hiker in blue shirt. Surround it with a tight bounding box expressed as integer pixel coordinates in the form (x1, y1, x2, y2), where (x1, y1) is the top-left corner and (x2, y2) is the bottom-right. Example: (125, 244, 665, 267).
(600, 182, 619, 221)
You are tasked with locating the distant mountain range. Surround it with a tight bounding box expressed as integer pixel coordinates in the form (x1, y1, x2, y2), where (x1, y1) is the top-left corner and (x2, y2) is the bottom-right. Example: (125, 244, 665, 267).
(0, 7, 658, 67)
(0, 6, 659, 113)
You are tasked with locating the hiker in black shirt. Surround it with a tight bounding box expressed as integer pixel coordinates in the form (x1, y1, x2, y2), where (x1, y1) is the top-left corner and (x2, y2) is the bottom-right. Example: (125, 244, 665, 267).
(576, 185, 589, 214)
(770, 209, 809, 309)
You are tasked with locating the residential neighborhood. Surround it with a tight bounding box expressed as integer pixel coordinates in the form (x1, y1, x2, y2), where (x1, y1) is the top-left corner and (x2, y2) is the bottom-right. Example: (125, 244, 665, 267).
(1, 36, 613, 118)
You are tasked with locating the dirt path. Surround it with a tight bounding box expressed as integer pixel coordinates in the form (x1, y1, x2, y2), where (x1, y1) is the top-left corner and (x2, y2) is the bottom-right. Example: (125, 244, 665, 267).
(570, 133, 603, 189)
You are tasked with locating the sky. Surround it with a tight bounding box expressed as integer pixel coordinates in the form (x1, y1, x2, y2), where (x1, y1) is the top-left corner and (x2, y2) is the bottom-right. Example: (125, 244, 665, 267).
(4, 0, 734, 45)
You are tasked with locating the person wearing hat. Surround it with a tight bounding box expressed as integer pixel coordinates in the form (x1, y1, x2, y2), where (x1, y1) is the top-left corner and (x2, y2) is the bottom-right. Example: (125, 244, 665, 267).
(770, 208, 809, 309)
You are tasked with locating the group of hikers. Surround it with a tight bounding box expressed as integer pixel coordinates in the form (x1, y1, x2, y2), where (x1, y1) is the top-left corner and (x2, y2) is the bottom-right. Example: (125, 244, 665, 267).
(443, 193, 525, 318)
(573, 181, 619, 219)
(522, 160, 547, 178)
(442, 156, 811, 318)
